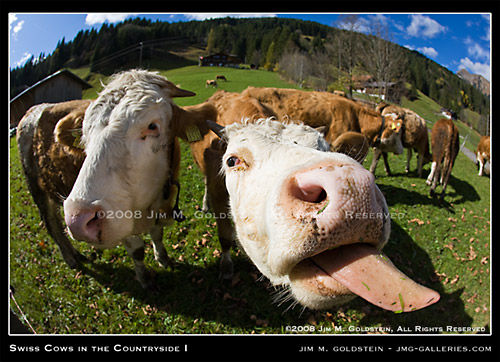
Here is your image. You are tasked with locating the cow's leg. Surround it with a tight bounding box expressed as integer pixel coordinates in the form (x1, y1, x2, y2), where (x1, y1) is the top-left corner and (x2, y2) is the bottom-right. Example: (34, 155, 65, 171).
(44, 198, 85, 268)
(439, 161, 454, 200)
(381, 152, 392, 176)
(149, 225, 175, 269)
(426, 161, 437, 186)
(478, 154, 484, 176)
(429, 162, 442, 197)
(202, 176, 210, 213)
(369, 148, 382, 174)
(123, 236, 158, 291)
(406, 148, 412, 173)
(206, 148, 234, 281)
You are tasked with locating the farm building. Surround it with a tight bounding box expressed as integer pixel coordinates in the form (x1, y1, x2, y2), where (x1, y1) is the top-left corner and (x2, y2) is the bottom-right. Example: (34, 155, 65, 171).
(10, 69, 92, 129)
(198, 52, 242, 68)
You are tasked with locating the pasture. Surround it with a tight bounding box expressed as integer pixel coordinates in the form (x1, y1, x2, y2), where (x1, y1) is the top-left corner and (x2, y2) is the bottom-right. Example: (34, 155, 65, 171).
(9, 65, 490, 334)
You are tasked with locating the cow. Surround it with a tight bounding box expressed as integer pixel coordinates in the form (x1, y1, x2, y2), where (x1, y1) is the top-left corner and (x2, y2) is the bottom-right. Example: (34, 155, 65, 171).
(17, 69, 214, 290)
(426, 118, 460, 200)
(330, 131, 370, 163)
(188, 90, 276, 279)
(241, 87, 393, 148)
(216, 75, 227, 82)
(207, 118, 440, 312)
(372, 103, 431, 177)
(206, 79, 218, 88)
(191, 88, 400, 279)
(476, 135, 490, 176)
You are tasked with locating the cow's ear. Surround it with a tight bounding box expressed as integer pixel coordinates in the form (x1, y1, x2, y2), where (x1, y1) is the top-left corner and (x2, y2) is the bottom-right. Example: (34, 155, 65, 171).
(162, 81, 196, 98)
(331, 132, 369, 163)
(171, 103, 215, 142)
(54, 111, 87, 155)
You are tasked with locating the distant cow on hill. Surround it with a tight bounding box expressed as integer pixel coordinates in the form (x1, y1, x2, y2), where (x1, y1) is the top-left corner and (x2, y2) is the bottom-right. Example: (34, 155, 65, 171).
(206, 79, 218, 88)
(426, 118, 459, 200)
(476, 135, 490, 176)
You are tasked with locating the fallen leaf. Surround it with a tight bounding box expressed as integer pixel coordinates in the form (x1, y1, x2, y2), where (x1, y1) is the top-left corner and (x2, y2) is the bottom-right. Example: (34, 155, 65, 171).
(450, 275, 459, 284)
(467, 246, 477, 261)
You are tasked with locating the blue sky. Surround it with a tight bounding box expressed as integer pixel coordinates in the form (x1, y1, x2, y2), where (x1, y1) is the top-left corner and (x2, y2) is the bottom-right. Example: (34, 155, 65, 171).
(9, 13, 491, 81)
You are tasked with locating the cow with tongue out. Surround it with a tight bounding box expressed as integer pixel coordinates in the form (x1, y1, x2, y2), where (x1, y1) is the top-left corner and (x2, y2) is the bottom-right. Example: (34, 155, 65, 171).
(208, 118, 440, 312)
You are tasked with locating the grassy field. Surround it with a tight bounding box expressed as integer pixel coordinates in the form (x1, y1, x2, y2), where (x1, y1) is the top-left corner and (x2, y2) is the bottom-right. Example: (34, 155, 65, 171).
(9, 65, 490, 335)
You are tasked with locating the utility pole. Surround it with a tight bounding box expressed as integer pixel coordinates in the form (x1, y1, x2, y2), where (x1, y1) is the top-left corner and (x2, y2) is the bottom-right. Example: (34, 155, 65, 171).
(139, 42, 143, 67)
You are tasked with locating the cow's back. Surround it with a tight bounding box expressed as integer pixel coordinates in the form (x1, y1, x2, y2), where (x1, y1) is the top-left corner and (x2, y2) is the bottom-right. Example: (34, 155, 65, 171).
(17, 100, 90, 202)
(431, 118, 459, 163)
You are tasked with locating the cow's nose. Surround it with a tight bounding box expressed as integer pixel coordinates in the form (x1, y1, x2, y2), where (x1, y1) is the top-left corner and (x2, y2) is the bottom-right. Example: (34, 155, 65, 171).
(283, 161, 383, 226)
(64, 207, 103, 242)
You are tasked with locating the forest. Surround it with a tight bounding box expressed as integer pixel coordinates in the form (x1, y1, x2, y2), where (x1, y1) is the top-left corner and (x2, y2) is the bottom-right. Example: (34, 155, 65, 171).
(10, 16, 489, 131)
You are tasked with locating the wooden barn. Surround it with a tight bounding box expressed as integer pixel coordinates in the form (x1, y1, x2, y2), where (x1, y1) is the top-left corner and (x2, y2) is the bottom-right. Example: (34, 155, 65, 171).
(10, 69, 92, 129)
(198, 52, 242, 68)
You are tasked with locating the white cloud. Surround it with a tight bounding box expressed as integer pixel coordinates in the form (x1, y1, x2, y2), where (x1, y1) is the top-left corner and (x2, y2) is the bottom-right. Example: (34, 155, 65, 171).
(15, 52, 33, 68)
(418, 46, 438, 58)
(465, 38, 489, 61)
(85, 13, 137, 25)
(9, 13, 18, 28)
(13, 20, 24, 34)
(459, 57, 490, 82)
(407, 14, 446, 38)
(403, 44, 438, 58)
(184, 13, 276, 21)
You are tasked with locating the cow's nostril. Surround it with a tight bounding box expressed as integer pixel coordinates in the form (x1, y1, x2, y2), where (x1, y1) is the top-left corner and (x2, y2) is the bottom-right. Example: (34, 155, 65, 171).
(290, 180, 328, 203)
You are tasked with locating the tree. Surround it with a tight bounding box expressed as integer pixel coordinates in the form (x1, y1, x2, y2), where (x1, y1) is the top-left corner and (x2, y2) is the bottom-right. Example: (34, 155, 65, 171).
(361, 18, 406, 101)
(334, 15, 361, 97)
(206, 27, 216, 54)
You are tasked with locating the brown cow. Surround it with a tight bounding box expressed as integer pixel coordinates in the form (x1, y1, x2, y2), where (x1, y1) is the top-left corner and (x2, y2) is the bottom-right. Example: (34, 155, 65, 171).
(241, 87, 389, 147)
(476, 135, 490, 176)
(372, 102, 431, 177)
(188, 90, 276, 279)
(216, 75, 227, 82)
(426, 118, 460, 200)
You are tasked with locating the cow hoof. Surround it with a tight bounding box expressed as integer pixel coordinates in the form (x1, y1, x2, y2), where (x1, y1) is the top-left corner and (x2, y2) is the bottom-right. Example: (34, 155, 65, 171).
(219, 262, 234, 282)
(157, 255, 176, 269)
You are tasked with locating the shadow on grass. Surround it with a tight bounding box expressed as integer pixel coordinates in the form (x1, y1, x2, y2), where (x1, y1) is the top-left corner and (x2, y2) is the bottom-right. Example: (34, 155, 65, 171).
(77, 222, 473, 334)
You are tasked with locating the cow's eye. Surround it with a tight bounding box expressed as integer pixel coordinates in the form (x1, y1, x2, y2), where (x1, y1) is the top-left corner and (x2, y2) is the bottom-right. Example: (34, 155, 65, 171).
(148, 123, 158, 131)
(226, 156, 241, 168)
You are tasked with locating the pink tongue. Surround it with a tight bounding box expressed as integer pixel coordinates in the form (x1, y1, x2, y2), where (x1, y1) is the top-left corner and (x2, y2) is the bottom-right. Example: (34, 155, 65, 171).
(312, 244, 440, 313)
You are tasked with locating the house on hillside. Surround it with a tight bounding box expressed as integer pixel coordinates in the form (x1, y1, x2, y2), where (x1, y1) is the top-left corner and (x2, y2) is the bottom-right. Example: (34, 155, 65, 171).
(352, 75, 397, 100)
(10, 69, 92, 129)
(198, 52, 242, 68)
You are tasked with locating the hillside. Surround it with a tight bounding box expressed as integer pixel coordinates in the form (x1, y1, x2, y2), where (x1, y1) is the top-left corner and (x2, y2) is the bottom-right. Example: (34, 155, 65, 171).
(457, 68, 490, 96)
(10, 17, 489, 129)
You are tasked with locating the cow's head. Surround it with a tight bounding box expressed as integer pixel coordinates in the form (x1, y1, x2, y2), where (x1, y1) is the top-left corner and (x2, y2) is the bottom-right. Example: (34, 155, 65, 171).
(379, 114, 404, 154)
(63, 69, 210, 248)
(210, 119, 439, 312)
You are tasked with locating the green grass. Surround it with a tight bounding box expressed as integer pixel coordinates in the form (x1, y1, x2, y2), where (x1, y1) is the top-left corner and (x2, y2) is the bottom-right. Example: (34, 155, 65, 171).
(10, 65, 490, 334)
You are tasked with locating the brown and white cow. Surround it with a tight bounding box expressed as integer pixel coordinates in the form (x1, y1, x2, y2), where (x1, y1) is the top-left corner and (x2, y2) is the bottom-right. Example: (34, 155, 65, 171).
(208, 118, 439, 311)
(371, 102, 431, 177)
(476, 135, 490, 176)
(426, 118, 460, 200)
(17, 69, 214, 290)
(191, 88, 401, 279)
(206, 79, 218, 88)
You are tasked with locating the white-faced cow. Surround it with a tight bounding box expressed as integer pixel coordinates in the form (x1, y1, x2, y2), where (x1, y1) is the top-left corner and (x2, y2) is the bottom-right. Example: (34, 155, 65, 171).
(476, 135, 490, 176)
(426, 118, 460, 200)
(17, 69, 214, 290)
(208, 119, 440, 312)
(190, 88, 401, 280)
